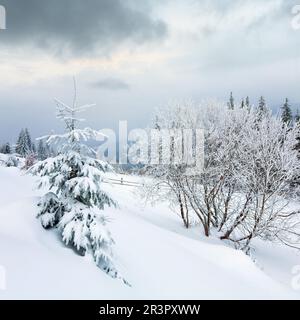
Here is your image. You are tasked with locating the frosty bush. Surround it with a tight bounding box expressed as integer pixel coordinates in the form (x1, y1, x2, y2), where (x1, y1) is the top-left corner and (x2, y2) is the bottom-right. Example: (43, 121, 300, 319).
(144, 100, 300, 250)
(23, 153, 36, 170)
(30, 80, 120, 278)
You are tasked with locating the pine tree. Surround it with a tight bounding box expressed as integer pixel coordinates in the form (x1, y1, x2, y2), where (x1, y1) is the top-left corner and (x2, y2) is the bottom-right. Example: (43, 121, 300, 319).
(227, 92, 234, 110)
(245, 96, 250, 110)
(24, 128, 33, 152)
(257, 96, 267, 121)
(295, 109, 300, 124)
(4, 143, 11, 154)
(0, 142, 11, 154)
(294, 109, 300, 157)
(281, 98, 293, 125)
(15, 129, 27, 156)
(15, 128, 35, 156)
(37, 140, 47, 160)
(30, 79, 121, 280)
(241, 99, 245, 109)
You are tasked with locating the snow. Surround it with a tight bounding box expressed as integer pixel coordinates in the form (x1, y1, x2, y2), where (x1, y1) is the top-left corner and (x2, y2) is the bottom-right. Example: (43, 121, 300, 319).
(0, 165, 300, 299)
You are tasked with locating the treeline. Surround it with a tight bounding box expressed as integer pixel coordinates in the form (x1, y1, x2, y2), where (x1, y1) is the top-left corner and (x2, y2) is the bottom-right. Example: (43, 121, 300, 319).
(227, 93, 297, 125)
(0, 128, 53, 160)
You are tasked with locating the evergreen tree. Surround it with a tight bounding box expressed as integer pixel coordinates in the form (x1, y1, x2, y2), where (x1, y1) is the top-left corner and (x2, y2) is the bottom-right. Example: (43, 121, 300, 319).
(25, 128, 36, 154)
(294, 109, 300, 157)
(281, 98, 293, 125)
(16, 128, 35, 156)
(295, 109, 300, 124)
(4, 142, 11, 154)
(15, 129, 28, 156)
(241, 99, 245, 109)
(245, 96, 250, 110)
(30, 80, 122, 280)
(257, 96, 268, 121)
(37, 140, 47, 160)
(227, 92, 235, 110)
(0, 143, 11, 154)
(24, 128, 33, 151)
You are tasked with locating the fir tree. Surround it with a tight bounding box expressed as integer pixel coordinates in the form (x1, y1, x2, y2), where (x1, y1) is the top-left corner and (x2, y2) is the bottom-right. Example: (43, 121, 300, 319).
(227, 92, 235, 110)
(24, 128, 33, 152)
(241, 99, 245, 109)
(15, 129, 27, 156)
(4, 142, 11, 154)
(245, 96, 250, 110)
(37, 140, 47, 160)
(30, 79, 122, 280)
(16, 128, 35, 156)
(257, 96, 268, 121)
(294, 109, 300, 158)
(0, 142, 11, 154)
(295, 109, 300, 124)
(281, 98, 293, 125)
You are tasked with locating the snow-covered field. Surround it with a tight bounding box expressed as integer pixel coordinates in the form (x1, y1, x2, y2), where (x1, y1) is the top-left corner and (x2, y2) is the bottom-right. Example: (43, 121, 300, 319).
(0, 165, 300, 300)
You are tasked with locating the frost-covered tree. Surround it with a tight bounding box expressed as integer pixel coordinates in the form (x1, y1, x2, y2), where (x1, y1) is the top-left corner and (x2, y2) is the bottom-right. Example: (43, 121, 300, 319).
(218, 112, 300, 249)
(24, 153, 36, 169)
(227, 92, 235, 110)
(140, 101, 199, 228)
(15, 128, 35, 156)
(30, 80, 120, 279)
(295, 109, 300, 124)
(0, 142, 11, 154)
(245, 96, 250, 110)
(5, 142, 11, 154)
(281, 98, 293, 125)
(294, 109, 300, 166)
(241, 99, 245, 109)
(15, 129, 26, 156)
(37, 140, 48, 160)
(24, 128, 34, 152)
(257, 96, 268, 121)
(145, 100, 300, 250)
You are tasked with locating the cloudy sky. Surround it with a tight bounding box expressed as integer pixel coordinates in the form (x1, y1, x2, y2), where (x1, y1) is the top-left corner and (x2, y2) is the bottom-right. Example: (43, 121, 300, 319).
(0, 0, 300, 142)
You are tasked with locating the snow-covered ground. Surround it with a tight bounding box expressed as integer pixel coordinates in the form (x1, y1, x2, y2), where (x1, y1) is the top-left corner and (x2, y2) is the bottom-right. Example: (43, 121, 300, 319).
(0, 165, 300, 299)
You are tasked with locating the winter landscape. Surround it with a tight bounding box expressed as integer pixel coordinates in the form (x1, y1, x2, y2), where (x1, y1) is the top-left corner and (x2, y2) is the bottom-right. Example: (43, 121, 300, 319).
(1, 1, 300, 301)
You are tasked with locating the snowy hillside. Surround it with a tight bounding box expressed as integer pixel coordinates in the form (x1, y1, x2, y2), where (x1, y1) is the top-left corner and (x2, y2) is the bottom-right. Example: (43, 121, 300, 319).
(0, 165, 299, 300)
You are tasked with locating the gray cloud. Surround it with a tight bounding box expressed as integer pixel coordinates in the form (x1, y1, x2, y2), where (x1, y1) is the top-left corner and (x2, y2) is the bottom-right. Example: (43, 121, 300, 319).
(0, 0, 167, 57)
(90, 78, 130, 90)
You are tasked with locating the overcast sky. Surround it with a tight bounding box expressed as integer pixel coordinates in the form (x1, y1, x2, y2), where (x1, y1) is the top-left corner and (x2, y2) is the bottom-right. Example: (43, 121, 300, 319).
(0, 0, 300, 142)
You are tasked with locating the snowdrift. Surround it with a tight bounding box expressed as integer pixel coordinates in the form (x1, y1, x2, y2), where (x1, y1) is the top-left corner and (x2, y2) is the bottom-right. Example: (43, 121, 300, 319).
(0, 166, 299, 299)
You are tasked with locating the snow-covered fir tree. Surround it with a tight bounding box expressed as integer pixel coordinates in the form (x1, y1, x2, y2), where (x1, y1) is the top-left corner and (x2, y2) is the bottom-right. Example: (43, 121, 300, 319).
(295, 109, 300, 124)
(37, 140, 48, 160)
(227, 92, 234, 110)
(257, 96, 267, 120)
(24, 128, 34, 152)
(15, 129, 26, 156)
(281, 98, 293, 125)
(15, 128, 35, 156)
(30, 80, 122, 280)
(240, 99, 245, 109)
(0, 142, 11, 154)
(245, 96, 250, 110)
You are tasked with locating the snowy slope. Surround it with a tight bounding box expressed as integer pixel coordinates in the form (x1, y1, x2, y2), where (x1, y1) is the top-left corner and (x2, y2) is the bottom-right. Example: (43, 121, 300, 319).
(0, 166, 299, 299)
